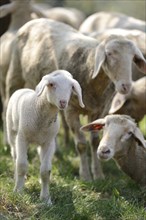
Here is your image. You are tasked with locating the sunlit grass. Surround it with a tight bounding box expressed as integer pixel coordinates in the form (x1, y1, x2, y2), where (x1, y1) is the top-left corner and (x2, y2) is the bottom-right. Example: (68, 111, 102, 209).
(0, 116, 146, 220)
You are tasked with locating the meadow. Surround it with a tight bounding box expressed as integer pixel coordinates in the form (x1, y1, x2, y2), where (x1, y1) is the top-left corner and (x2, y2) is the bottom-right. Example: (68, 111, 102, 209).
(0, 116, 146, 220)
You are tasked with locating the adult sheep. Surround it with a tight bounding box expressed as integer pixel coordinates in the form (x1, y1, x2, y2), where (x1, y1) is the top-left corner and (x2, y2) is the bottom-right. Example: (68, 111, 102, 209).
(79, 11, 146, 34)
(6, 70, 84, 205)
(109, 77, 146, 122)
(5, 18, 146, 181)
(81, 114, 146, 186)
(88, 28, 146, 81)
(32, 5, 86, 29)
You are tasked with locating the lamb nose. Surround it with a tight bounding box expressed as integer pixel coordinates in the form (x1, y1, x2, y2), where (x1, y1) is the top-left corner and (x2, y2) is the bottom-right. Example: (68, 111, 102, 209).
(60, 100, 67, 108)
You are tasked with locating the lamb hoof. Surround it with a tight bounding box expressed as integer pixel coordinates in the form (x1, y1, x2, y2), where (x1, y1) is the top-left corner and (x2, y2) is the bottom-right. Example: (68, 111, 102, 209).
(40, 196, 52, 206)
(13, 187, 23, 193)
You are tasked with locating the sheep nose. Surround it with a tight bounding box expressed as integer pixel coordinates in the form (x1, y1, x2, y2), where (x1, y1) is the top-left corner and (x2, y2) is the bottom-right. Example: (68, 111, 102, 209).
(59, 100, 67, 109)
(98, 146, 111, 160)
(121, 83, 131, 94)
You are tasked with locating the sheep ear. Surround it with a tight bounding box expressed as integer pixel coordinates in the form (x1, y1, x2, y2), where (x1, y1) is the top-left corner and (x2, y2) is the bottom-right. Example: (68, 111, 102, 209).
(72, 79, 85, 108)
(109, 93, 126, 114)
(133, 127, 146, 149)
(133, 47, 146, 74)
(0, 2, 16, 18)
(80, 118, 105, 132)
(30, 5, 48, 18)
(92, 43, 105, 79)
(35, 76, 49, 96)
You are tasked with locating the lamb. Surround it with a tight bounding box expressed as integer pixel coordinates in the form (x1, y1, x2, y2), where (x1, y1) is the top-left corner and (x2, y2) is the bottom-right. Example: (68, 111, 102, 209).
(79, 11, 146, 34)
(0, 0, 46, 143)
(109, 77, 146, 122)
(5, 18, 146, 181)
(6, 70, 84, 205)
(81, 114, 146, 186)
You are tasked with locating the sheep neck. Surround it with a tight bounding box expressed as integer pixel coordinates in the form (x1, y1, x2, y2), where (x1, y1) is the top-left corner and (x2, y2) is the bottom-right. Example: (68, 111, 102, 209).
(114, 138, 146, 185)
(9, 5, 32, 31)
(35, 92, 59, 125)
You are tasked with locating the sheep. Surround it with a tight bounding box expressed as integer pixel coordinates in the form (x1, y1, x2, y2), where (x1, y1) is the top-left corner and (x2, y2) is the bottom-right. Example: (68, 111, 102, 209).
(5, 18, 146, 181)
(32, 5, 86, 29)
(6, 70, 84, 205)
(80, 114, 146, 186)
(87, 28, 146, 81)
(0, 0, 47, 143)
(109, 77, 146, 122)
(79, 11, 146, 34)
(0, 0, 11, 36)
(88, 28, 146, 55)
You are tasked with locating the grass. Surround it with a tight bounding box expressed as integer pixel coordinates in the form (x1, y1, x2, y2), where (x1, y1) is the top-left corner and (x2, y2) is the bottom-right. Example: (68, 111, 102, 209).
(0, 117, 146, 220)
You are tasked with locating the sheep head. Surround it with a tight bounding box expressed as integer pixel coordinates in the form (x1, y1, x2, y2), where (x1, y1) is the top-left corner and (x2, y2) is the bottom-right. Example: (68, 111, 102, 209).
(35, 70, 85, 110)
(80, 114, 146, 161)
(92, 35, 146, 94)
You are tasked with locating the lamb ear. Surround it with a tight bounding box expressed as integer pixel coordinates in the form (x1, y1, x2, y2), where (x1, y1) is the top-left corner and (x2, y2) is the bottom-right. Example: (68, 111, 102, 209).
(35, 76, 50, 96)
(109, 93, 127, 114)
(0, 2, 16, 18)
(133, 127, 146, 149)
(133, 47, 146, 74)
(92, 43, 105, 79)
(72, 79, 85, 108)
(80, 118, 105, 132)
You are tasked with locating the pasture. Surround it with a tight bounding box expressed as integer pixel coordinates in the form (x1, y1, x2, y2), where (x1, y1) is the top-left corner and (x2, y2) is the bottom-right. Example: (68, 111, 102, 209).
(0, 116, 146, 220)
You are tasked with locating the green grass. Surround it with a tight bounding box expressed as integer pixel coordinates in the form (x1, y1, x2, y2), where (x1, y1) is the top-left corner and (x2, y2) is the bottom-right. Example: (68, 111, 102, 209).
(0, 119, 146, 220)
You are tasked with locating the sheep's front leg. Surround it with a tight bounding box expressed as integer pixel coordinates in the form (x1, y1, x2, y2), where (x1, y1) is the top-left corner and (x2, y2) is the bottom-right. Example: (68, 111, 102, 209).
(39, 140, 56, 205)
(65, 109, 92, 181)
(14, 133, 28, 192)
(90, 131, 105, 180)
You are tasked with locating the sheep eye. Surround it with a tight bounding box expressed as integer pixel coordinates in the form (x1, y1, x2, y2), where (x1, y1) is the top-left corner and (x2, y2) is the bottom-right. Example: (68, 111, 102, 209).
(49, 83, 54, 87)
(106, 52, 112, 56)
(128, 131, 132, 136)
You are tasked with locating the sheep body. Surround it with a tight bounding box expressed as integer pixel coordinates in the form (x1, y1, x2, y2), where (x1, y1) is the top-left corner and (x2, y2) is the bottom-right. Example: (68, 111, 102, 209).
(5, 18, 146, 181)
(79, 11, 146, 34)
(33, 5, 85, 29)
(81, 114, 146, 186)
(6, 70, 84, 204)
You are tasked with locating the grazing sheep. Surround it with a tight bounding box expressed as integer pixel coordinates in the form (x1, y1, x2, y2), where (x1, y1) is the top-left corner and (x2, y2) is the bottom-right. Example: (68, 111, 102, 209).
(79, 11, 146, 34)
(6, 70, 84, 205)
(81, 114, 146, 186)
(109, 77, 146, 122)
(0, 0, 46, 143)
(5, 18, 146, 181)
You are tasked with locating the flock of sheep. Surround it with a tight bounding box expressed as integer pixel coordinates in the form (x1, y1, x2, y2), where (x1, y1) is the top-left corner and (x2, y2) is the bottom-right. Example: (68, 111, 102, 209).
(0, 0, 146, 205)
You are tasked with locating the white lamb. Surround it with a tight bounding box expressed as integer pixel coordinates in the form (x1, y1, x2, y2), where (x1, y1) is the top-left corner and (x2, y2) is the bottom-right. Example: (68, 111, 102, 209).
(6, 70, 84, 205)
(81, 114, 146, 186)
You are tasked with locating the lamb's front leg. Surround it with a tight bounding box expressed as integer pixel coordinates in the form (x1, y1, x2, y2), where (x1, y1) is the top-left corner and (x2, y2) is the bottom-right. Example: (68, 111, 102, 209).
(14, 133, 28, 192)
(39, 139, 56, 205)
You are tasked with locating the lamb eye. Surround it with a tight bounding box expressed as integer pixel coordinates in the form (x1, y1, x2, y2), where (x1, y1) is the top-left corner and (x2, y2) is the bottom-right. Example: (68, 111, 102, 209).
(49, 83, 54, 87)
